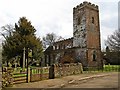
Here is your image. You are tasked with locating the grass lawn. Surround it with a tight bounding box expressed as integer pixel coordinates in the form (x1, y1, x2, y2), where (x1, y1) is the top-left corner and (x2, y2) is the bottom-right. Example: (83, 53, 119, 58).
(83, 65, 120, 73)
(13, 66, 49, 77)
(103, 65, 120, 71)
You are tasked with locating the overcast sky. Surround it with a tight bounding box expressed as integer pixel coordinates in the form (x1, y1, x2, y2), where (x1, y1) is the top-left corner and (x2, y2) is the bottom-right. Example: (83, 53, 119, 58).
(0, 0, 119, 49)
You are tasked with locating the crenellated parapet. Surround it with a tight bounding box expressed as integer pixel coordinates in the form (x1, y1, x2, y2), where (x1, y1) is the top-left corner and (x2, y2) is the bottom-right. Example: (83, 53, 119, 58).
(73, 1, 99, 13)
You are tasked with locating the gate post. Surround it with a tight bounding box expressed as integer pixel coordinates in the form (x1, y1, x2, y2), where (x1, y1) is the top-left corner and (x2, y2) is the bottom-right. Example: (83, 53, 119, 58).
(49, 64, 54, 79)
(27, 67, 30, 83)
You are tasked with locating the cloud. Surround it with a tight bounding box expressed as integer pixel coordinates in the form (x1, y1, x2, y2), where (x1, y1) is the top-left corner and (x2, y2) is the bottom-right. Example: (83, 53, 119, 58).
(99, 2, 118, 29)
(118, 1, 120, 29)
(100, 26, 115, 49)
(0, 0, 119, 49)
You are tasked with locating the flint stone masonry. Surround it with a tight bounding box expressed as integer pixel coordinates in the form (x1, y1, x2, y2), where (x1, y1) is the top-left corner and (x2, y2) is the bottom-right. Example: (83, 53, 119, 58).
(2, 67, 13, 87)
(54, 63, 83, 78)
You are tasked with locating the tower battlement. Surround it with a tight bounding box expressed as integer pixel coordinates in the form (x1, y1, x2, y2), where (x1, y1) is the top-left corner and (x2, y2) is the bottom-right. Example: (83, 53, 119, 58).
(73, 1, 98, 12)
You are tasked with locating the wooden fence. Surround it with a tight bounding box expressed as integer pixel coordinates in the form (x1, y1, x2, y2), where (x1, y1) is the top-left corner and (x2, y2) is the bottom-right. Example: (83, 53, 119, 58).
(13, 70, 27, 84)
(30, 67, 49, 82)
(12, 67, 50, 83)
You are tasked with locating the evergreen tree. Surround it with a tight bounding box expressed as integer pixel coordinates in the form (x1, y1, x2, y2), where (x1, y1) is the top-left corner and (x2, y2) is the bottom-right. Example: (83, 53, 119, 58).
(2, 17, 43, 67)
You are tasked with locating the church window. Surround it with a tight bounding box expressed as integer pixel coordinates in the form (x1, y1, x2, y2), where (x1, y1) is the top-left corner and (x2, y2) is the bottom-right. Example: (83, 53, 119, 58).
(53, 46, 55, 50)
(92, 17, 94, 24)
(59, 45, 60, 49)
(55, 45, 57, 50)
(57, 45, 59, 49)
(93, 51, 96, 61)
(91, 17, 95, 31)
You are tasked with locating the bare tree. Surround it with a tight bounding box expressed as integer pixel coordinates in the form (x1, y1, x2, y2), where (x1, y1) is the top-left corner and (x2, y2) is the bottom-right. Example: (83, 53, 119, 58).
(42, 33, 64, 49)
(105, 29, 120, 51)
(0, 24, 14, 40)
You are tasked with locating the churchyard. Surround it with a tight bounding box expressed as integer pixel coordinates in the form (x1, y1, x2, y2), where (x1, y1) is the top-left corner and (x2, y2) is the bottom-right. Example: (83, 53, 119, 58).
(1, 63, 120, 88)
(1, 1, 120, 89)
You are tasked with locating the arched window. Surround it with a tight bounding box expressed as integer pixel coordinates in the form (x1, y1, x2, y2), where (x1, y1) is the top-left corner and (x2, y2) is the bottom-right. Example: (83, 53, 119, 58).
(55, 45, 57, 50)
(93, 51, 96, 61)
(91, 17, 95, 31)
(92, 17, 94, 24)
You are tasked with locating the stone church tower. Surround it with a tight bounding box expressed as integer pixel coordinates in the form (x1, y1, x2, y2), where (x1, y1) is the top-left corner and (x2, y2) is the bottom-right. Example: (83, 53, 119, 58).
(73, 1, 102, 68)
(44, 1, 103, 68)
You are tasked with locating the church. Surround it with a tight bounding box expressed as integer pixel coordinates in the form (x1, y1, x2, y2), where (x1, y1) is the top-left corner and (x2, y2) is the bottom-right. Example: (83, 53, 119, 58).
(44, 1, 103, 68)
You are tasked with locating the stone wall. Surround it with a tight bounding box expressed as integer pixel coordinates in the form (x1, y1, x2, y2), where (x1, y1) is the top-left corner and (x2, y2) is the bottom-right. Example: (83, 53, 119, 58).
(54, 63, 83, 78)
(2, 67, 13, 88)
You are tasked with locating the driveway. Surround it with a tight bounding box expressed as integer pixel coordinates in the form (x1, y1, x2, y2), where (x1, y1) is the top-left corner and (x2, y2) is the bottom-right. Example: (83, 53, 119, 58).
(10, 72, 119, 89)
(63, 72, 119, 88)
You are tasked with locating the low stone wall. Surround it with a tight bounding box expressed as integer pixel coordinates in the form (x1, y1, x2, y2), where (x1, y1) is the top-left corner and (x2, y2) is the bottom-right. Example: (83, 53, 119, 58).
(2, 67, 13, 88)
(54, 63, 83, 78)
(2, 63, 83, 87)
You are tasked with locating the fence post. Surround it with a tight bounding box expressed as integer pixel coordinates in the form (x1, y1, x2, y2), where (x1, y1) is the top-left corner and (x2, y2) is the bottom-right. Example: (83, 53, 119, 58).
(27, 67, 30, 83)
